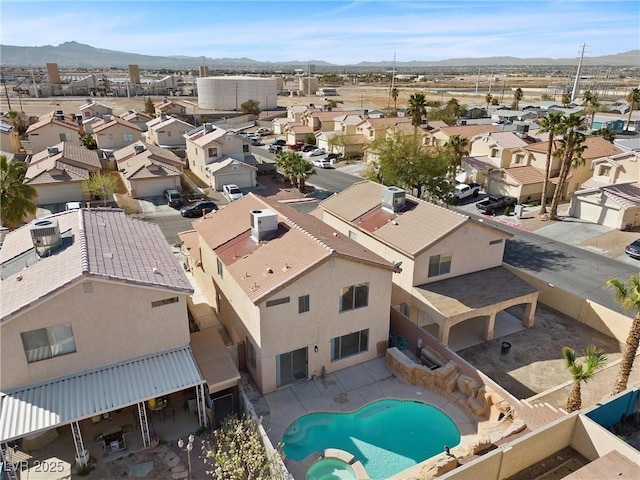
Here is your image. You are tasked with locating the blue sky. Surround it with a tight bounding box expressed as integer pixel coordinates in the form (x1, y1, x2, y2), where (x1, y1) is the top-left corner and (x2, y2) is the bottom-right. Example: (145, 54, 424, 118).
(2, 1, 638, 64)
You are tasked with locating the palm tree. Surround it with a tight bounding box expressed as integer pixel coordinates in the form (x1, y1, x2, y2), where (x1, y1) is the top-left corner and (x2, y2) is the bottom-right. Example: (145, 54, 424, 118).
(406, 92, 427, 128)
(391, 87, 399, 111)
(274, 150, 299, 186)
(444, 134, 469, 183)
(513, 88, 524, 110)
(605, 275, 640, 396)
(485, 93, 493, 115)
(625, 87, 640, 132)
(537, 112, 565, 215)
(592, 127, 616, 143)
(561, 93, 571, 108)
(582, 90, 600, 129)
(0, 154, 38, 229)
(548, 114, 587, 219)
(292, 158, 316, 193)
(562, 346, 607, 412)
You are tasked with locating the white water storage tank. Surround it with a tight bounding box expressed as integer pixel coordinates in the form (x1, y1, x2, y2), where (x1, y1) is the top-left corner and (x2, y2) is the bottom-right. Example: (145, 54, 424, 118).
(196, 76, 278, 111)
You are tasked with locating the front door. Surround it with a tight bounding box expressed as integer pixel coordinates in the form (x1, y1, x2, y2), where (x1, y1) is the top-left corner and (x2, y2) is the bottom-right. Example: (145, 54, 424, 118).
(276, 347, 307, 387)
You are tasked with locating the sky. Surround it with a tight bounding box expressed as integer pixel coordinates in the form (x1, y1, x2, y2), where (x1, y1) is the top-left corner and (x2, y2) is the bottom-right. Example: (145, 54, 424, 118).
(1, 1, 638, 65)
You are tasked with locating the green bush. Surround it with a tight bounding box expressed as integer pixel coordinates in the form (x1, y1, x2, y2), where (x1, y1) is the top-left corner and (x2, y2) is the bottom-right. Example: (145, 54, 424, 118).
(504, 206, 511, 216)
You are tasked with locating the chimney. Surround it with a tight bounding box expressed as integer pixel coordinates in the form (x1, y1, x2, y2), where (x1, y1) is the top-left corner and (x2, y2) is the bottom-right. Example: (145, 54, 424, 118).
(381, 186, 406, 213)
(250, 209, 278, 243)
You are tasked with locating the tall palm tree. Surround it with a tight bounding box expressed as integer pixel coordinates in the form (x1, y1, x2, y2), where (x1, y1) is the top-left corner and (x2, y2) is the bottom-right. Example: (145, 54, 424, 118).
(513, 88, 524, 110)
(625, 87, 640, 132)
(537, 112, 565, 215)
(562, 346, 607, 413)
(605, 275, 640, 396)
(561, 93, 572, 108)
(444, 134, 469, 183)
(485, 93, 493, 115)
(406, 92, 427, 128)
(391, 87, 399, 111)
(274, 150, 299, 186)
(592, 127, 616, 143)
(582, 90, 600, 129)
(293, 158, 316, 193)
(0, 154, 38, 229)
(548, 114, 587, 219)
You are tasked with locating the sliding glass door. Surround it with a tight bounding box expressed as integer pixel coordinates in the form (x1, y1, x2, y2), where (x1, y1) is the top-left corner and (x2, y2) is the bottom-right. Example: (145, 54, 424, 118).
(276, 347, 308, 387)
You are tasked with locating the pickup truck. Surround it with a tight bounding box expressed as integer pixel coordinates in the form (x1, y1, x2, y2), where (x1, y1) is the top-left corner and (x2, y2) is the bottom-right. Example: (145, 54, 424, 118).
(476, 195, 517, 214)
(453, 183, 481, 201)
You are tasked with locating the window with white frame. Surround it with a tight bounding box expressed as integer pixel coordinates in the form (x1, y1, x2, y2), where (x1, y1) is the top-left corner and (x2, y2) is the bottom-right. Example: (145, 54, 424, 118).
(340, 283, 368, 312)
(331, 329, 368, 361)
(515, 154, 524, 164)
(599, 165, 612, 176)
(208, 147, 218, 157)
(21, 324, 76, 363)
(428, 252, 452, 277)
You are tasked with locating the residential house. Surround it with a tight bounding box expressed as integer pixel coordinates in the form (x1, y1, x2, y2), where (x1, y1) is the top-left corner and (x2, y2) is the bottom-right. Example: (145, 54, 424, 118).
(490, 110, 538, 123)
(271, 117, 293, 135)
(320, 113, 367, 156)
(78, 100, 113, 120)
(120, 110, 154, 132)
(113, 141, 183, 198)
(313, 181, 538, 347)
(425, 124, 499, 147)
(590, 115, 626, 132)
(0, 120, 22, 153)
(179, 194, 393, 393)
(284, 124, 315, 145)
(23, 111, 81, 154)
(0, 209, 240, 469)
(91, 115, 143, 153)
(154, 98, 188, 116)
(184, 123, 256, 189)
(25, 142, 101, 205)
(146, 115, 194, 152)
(569, 151, 640, 229)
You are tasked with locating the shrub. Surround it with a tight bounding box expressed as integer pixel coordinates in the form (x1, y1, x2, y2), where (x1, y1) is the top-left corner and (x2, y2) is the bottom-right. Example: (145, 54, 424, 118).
(504, 206, 511, 216)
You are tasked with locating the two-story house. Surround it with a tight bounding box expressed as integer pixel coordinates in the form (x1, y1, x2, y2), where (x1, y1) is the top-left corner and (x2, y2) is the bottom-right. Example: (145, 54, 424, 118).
(78, 100, 114, 120)
(569, 151, 640, 229)
(0, 209, 221, 469)
(25, 142, 102, 205)
(179, 194, 394, 393)
(23, 111, 81, 155)
(184, 123, 256, 190)
(313, 181, 539, 348)
(146, 115, 194, 152)
(91, 115, 143, 153)
(113, 141, 183, 198)
(154, 99, 188, 117)
(120, 110, 153, 132)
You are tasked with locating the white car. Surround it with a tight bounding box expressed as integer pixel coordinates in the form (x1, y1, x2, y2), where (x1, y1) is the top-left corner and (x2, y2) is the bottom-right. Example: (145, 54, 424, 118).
(312, 158, 331, 169)
(309, 148, 327, 157)
(223, 184, 243, 202)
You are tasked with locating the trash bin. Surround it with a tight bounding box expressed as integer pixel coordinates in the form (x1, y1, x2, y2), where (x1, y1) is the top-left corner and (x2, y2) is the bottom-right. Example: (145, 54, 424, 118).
(514, 204, 524, 219)
(501, 342, 511, 355)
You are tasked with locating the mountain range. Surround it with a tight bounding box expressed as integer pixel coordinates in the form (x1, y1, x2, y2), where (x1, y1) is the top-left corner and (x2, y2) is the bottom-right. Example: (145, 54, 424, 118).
(1, 41, 638, 70)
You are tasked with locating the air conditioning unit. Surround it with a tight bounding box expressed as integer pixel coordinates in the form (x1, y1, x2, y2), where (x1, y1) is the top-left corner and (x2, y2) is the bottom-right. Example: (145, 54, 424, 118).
(30, 218, 61, 255)
(381, 186, 406, 213)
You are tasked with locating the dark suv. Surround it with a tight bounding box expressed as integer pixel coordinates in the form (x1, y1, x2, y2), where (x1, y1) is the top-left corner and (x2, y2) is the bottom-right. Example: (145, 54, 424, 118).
(164, 189, 183, 207)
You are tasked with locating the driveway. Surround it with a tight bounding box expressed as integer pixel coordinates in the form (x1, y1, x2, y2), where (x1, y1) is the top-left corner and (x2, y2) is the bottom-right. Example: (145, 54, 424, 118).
(133, 197, 197, 245)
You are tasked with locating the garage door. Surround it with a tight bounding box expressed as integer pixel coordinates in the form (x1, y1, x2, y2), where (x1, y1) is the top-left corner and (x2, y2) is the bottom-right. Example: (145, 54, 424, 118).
(573, 198, 621, 228)
(132, 177, 177, 199)
(216, 172, 253, 190)
(35, 183, 84, 206)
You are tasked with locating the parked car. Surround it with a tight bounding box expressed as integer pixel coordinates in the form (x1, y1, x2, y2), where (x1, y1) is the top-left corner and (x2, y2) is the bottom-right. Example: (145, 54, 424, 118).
(312, 158, 331, 169)
(269, 144, 283, 153)
(180, 201, 218, 218)
(453, 183, 481, 201)
(624, 239, 640, 259)
(326, 152, 342, 161)
(288, 142, 304, 151)
(309, 148, 327, 157)
(271, 139, 287, 146)
(223, 184, 244, 202)
(164, 189, 183, 207)
(257, 127, 272, 136)
(185, 191, 206, 203)
(251, 138, 264, 146)
(301, 144, 317, 152)
(475, 195, 517, 215)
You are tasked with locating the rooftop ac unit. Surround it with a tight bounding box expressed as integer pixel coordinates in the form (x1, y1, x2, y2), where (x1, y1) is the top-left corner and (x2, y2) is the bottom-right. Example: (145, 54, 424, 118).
(381, 186, 406, 213)
(30, 218, 62, 254)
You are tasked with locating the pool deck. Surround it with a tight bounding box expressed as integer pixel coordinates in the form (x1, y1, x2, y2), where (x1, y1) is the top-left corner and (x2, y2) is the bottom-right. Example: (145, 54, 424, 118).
(262, 356, 478, 480)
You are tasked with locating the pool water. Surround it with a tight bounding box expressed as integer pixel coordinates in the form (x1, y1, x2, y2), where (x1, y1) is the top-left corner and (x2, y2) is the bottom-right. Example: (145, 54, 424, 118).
(283, 399, 460, 480)
(306, 458, 357, 480)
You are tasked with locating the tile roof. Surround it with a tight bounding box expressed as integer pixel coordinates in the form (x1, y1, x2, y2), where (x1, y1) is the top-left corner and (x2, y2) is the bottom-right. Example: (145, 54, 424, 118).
(0, 209, 192, 322)
(205, 157, 257, 174)
(26, 142, 101, 184)
(463, 155, 496, 171)
(597, 182, 640, 209)
(435, 124, 499, 140)
(365, 117, 413, 128)
(78, 100, 112, 111)
(148, 116, 194, 133)
(579, 136, 624, 159)
(478, 131, 532, 149)
(26, 111, 79, 133)
(120, 110, 153, 123)
(114, 141, 182, 167)
(187, 194, 392, 303)
(291, 125, 314, 134)
(185, 125, 237, 148)
(91, 116, 142, 133)
(317, 181, 486, 257)
(591, 151, 640, 167)
(504, 165, 546, 185)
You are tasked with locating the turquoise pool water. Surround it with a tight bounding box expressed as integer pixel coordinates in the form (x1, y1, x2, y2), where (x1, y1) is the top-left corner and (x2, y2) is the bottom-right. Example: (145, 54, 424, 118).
(306, 458, 357, 480)
(283, 399, 460, 479)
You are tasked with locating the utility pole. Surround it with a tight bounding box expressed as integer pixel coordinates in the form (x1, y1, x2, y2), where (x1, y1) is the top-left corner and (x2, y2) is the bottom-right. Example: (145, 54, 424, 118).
(1, 71, 13, 111)
(475, 66, 480, 94)
(388, 52, 396, 108)
(571, 43, 587, 102)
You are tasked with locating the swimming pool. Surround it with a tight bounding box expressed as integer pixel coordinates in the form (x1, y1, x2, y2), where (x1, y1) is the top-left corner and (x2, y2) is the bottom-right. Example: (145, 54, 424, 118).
(283, 399, 460, 479)
(306, 458, 356, 480)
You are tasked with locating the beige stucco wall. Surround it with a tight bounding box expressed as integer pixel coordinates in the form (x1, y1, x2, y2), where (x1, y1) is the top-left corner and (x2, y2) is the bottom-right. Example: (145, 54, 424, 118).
(28, 125, 81, 154)
(95, 124, 142, 150)
(470, 139, 509, 168)
(80, 105, 112, 119)
(1, 279, 190, 390)
(186, 135, 249, 184)
(570, 415, 640, 462)
(148, 121, 190, 148)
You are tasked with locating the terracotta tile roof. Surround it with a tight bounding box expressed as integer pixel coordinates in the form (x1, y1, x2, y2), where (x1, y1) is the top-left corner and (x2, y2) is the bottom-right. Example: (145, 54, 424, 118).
(114, 141, 182, 167)
(291, 125, 314, 134)
(318, 181, 480, 256)
(120, 110, 153, 123)
(600, 182, 640, 209)
(189, 194, 392, 303)
(1, 209, 192, 322)
(186, 125, 238, 148)
(365, 117, 413, 128)
(308, 110, 350, 121)
(504, 165, 546, 185)
(580, 136, 624, 159)
(436, 124, 499, 140)
(79, 101, 113, 112)
(424, 120, 448, 130)
(335, 114, 364, 126)
(91, 116, 142, 133)
(148, 116, 194, 133)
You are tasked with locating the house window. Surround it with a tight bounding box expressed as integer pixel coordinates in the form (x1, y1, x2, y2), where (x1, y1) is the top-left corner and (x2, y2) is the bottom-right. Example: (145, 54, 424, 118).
(266, 296, 290, 307)
(243, 144, 249, 153)
(208, 147, 218, 157)
(599, 165, 612, 176)
(348, 230, 357, 240)
(489, 239, 503, 245)
(151, 297, 179, 307)
(515, 154, 524, 164)
(59, 133, 73, 141)
(490, 148, 499, 158)
(21, 323, 76, 363)
(299, 295, 310, 313)
(167, 131, 172, 137)
(340, 283, 369, 312)
(428, 252, 452, 278)
(246, 337, 256, 370)
(123, 133, 134, 142)
(217, 258, 223, 278)
(331, 329, 369, 361)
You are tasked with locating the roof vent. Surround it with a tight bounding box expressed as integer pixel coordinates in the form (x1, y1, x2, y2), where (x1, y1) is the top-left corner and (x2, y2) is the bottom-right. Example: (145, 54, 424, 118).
(47, 146, 60, 156)
(203, 123, 214, 133)
(30, 218, 61, 257)
(381, 186, 406, 213)
(516, 123, 530, 138)
(134, 144, 145, 154)
(250, 209, 278, 243)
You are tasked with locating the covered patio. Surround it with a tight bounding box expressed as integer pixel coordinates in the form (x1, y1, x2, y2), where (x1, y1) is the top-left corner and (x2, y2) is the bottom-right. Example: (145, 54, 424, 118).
(402, 266, 539, 347)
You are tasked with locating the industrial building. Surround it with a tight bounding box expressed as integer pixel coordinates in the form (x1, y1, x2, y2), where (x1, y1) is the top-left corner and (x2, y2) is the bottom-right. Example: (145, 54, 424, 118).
(196, 76, 277, 111)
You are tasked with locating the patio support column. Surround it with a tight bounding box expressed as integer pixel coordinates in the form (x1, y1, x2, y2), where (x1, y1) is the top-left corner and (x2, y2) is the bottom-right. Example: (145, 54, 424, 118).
(437, 321, 450, 346)
(523, 300, 537, 328)
(196, 383, 208, 427)
(137, 402, 151, 447)
(483, 313, 497, 341)
(71, 421, 88, 467)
